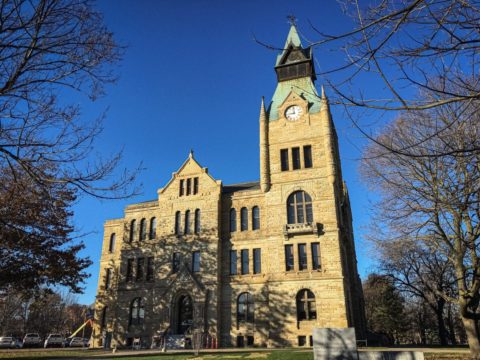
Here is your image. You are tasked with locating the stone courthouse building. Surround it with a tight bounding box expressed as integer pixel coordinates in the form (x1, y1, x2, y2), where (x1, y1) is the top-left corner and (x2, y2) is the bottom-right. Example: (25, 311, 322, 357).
(93, 25, 366, 349)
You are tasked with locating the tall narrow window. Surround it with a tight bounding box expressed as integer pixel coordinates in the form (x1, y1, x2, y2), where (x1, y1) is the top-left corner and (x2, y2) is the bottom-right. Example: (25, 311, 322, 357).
(146, 257, 154, 281)
(311, 242, 321, 270)
(129, 219, 136, 242)
(241, 249, 249, 275)
(108, 233, 116, 253)
(240, 207, 248, 231)
(253, 248, 261, 274)
(292, 147, 301, 170)
(140, 218, 147, 241)
(237, 293, 254, 324)
(192, 251, 200, 272)
(287, 191, 313, 224)
(230, 250, 237, 275)
(172, 252, 181, 273)
(230, 208, 237, 232)
(105, 268, 112, 289)
(285, 245, 294, 271)
(149, 217, 156, 239)
(194, 209, 201, 234)
(126, 258, 134, 282)
(281, 149, 289, 171)
(296, 289, 316, 321)
(252, 206, 260, 230)
(193, 177, 199, 194)
(298, 244, 307, 270)
(136, 258, 144, 281)
(186, 178, 191, 195)
(129, 298, 145, 326)
(179, 179, 184, 196)
(175, 211, 181, 235)
(184, 210, 191, 234)
(100, 306, 107, 329)
(303, 145, 312, 168)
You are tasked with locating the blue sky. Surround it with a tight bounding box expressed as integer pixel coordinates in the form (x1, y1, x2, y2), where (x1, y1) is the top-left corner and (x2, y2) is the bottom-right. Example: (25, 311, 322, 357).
(72, 0, 382, 305)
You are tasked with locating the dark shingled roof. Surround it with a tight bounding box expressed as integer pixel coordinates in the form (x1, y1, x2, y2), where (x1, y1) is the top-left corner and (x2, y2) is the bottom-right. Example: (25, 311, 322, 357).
(222, 181, 260, 194)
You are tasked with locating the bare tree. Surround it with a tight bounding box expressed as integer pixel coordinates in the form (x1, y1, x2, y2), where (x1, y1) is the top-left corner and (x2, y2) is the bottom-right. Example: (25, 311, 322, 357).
(0, 0, 140, 291)
(361, 95, 480, 356)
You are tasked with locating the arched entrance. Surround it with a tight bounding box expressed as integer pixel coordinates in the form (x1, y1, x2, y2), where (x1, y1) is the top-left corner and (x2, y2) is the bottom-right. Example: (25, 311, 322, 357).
(176, 294, 193, 334)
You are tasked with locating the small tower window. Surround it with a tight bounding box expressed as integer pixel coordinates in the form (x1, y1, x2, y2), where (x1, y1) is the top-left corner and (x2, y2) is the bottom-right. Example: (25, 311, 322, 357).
(303, 145, 312, 168)
(108, 233, 116, 253)
(281, 149, 289, 171)
(292, 147, 301, 170)
(240, 207, 248, 231)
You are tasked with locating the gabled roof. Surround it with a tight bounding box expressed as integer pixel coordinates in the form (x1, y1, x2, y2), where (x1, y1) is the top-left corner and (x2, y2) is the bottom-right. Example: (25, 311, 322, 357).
(222, 181, 260, 194)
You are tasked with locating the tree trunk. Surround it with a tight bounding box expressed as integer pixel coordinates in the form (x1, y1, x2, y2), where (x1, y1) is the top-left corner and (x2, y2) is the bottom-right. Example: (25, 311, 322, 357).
(447, 303, 457, 345)
(435, 300, 448, 345)
(462, 317, 480, 359)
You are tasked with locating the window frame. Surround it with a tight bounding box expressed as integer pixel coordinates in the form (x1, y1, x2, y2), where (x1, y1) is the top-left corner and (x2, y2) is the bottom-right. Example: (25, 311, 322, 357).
(184, 210, 191, 235)
(126, 258, 134, 282)
(149, 217, 156, 239)
(287, 191, 313, 224)
(129, 298, 145, 326)
(129, 219, 136, 243)
(240, 207, 248, 231)
(280, 148, 289, 171)
(285, 245, 294, 271)
(146, 257, 154, 281)
(172, 252, 181, 273)
(194, 209, 201, 234)
(192, 251, 200, 272)
(296, 289, 317, 321)
(252, 206, 260, 230)
(108, 233, 116, 253)
(253, 248, 261, 274)
(230, 250, 237, 275)
(230, 208, 237, 232)
(237, 292, 254, 325)
(303, 145, 312, 168)
(175, 211, 181, 235)
(241, 249, 249, 275)
(311, 242, 321, 270)
(136, 258, 144, 282)
(292, 147, 301, 170)
(298, 243, 307, 271)
(139, 218, 147, 241)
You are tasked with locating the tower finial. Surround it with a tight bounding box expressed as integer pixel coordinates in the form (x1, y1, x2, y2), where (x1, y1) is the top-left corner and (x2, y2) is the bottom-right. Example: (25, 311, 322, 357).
(287, 15, 297, 26)
(189, 149, 194, 159)
(321, 85, 326, 100)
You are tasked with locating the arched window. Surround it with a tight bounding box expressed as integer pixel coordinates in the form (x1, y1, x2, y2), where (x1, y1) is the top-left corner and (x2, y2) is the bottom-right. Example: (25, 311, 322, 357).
(237, 292, 254, 324)
(184, 210, 191, 234)
(296, 289, 316, 321)
(287, 191, 313, 224)
(129, 298, 145, 326)
(140, 218, 147, 241)
(100, 306, 107, 328)
(252, 206, 260, 230)
(175, 211, 181, 235)
(149, 217, 156, 239)
(230, 208, 237, 232)
(108, 233, 116, 253)
(240, 207, 248, 231)
(194, 209, 201, 234)
(129, 219, 136, 242)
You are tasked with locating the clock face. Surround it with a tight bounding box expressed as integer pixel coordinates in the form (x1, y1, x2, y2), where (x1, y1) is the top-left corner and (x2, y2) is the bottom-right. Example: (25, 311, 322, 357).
(285, 105, 303, 121)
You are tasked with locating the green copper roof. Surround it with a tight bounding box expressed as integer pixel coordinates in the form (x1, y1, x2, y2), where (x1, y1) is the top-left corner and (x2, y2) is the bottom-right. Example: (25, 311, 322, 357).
(276, 25, 303, 66)
(267, 77, 321, 121)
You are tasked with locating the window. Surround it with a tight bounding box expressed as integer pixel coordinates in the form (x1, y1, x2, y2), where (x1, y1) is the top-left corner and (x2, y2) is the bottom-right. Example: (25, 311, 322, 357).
(298, 336, 306, 346)
(179, 179, 184, 196)
(241, 249, 249, 275)
(296, 289, 316, 321)
(146, 257, 154, 281)
(140, 218, 147, 241)
(247, 336, 254, 346)
(186, 178, 191, 195)
(311, 243, 321, 270)
(281, 149, 289, 171)
(172, 252, 181, 273)
(129, 298, 145, 326)
(230, 208, 237, 232)
(240, 207, 248, 231)
(292, 147, 301, 170)
(194, 209, 201, 234)
(194, 177, 199, 194)
(230, 250, 237, 275)
(237, 293, 254, 324)
(105, 268, 112, 289)
(129, 219, 136, 242)
(108, 233, 115, 253)
(298, 244, 307, 270)
(184, 210, 191, 235)
(287, 191, 313, 224)
(192, 251, 200, 272)
(304, 145, 312, 168)
(149, 217, 156, 239)
(126, 258, 134, 282)
(175, 211, 181, 235)
(285, 245, 294, 271)
(136, 258, 144, 281)
(100, 306, 107, 329)
(252, 206, 260, 230)
(253, 248, 261, 274)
